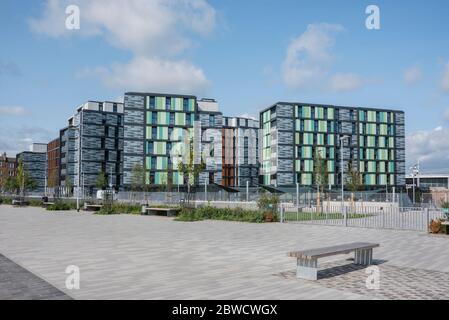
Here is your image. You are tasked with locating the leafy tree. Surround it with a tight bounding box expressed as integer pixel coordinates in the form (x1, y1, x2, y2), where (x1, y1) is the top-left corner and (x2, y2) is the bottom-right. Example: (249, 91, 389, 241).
(64, 175, 73, 196)
(313, 149, 328, 213)
(4, 176, 18, 194)
(95, 171, 108, 190)
(16, 159, 37, 197)
(346, 161, 364, 210)
(130, 164, 146, 192)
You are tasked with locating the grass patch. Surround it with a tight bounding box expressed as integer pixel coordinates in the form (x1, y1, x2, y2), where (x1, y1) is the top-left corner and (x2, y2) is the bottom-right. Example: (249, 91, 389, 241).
(46, 201, 73, 211)
(175, 206, 277, 223)
(97, 203, 143, 215)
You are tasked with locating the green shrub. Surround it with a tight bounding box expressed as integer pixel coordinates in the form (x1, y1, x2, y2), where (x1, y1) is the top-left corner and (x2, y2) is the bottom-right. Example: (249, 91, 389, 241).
(28, 199, 42, 207)
(174, 206, 276, 223)
(96, 203, 142, 215)
(3, 197, 13, 205)
(47, 201, 72, 211)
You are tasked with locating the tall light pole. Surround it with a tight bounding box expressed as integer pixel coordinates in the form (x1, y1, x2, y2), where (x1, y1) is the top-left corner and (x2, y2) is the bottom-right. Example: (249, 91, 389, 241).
(410, 164, 419, 205)
(339, 135, 350, 213)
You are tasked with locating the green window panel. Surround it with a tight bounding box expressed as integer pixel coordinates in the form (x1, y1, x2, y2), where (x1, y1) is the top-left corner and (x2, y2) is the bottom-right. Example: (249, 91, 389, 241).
(316, 146, 326, 157)
(295, 133, 300, 144)
(359, 110, 366, 121)
(359, 123, 364, 134)
(295, 160, 301, 172)
(367, 161, 376, 172)
(388, 137, 395, 148)
(157, 112, 169, 125)
(173, 171, 184, 185)
(175, 113, 186, 126)
(378, 149, 388, 160)
(174, 98, 183, 111)
(366, 123, 377, 135)
(304, 160, 314, 172)
(157, 127, 168, 140)
(378, 137, 386, 148)
(364, 174, 376, 186)
(301, 173, 312, 185)
(328, 174, 335, 185)
(263, 111, 270, 123)
(304, 120, 314, 131)
(367, 136, 376, 147)
(328, 147, 335, 159)
(263, 122, 271, 132)
(390, 113, 394, 123)
(388, 162, 395, 173)
(390, 175, 395, 185)
(328, 134, 334, 145)
(156, 157, 168, 170)
(302, 106, 311, 118)
(155, 172, 168, 184)
(327, 108, 334, 120)
(316, 134, 325, 145)
(359, 161, 365, 173)
(146, 126, 152, 139)
(366, 149, 375, 160)
(378, 174, 387, 185)
(146, 111, 153, 124)
(155, 97, 165, 110)
(295, 106, 299, 118)
(154, 142, 166, 155)
(302, 146, 312, 158)
(171, 127, 185, 141)
(263, 175, 270, 185)
(315, 107, 324, 119)
(327, 160, 335, 172)
(146, 156, 152, 170)
(359, 148, 364, 160)
(188, 98, 195, 111)
(367, 111, 376, 122)
(379, 124, 388, 135)
(303, 133, 314, 145)
(359, 136, 365, 147)
(318, 120, 327, 132)
(379, 112, 388, 123)
(295, 119, 301, 131)
(390, 150, 395, 160)
(379, 162, 386, 173)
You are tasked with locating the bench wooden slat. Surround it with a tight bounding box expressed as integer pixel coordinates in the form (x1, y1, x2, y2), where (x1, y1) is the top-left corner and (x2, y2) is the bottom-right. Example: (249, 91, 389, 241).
(289, 242, 379, 259)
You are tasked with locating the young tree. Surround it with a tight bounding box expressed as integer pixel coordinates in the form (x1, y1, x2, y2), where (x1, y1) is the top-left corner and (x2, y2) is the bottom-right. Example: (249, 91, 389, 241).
(130, 164, 146, 192)
(16, 159, 36, 197)
(95, 171, 108, 190)
(346, 161, 364, 210)
(64, 175, 73, 197)
(313, 149, 328, 214)
(4, 176, 18, 194)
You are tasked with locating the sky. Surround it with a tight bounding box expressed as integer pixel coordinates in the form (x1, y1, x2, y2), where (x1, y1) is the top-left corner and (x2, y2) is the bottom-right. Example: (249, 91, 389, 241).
(1, 0, 449, 173)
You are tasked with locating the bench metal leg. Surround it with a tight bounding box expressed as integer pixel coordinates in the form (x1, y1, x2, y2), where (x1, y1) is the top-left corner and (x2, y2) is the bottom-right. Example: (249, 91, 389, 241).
(297, 257, 318, 280)
(354, 249, 373, 265)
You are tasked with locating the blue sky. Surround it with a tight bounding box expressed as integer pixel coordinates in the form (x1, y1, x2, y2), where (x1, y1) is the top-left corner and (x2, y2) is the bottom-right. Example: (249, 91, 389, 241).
(1, 0, 449, 172)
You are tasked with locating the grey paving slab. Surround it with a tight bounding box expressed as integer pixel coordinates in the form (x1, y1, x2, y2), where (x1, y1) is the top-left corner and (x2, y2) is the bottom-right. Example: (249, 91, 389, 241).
(0, 205, 449, 300)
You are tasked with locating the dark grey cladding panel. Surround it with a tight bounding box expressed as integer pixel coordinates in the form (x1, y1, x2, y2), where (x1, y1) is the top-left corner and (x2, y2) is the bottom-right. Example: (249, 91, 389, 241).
(21, 152, 46, 163)
(83, 149, 105, 161)
(124, 140, 143, 155)
(278, 145, 293, 158)
(107, 126, 117, 137)
(278, 173, 294, 186)
(83, 124, 105, 136)
(278, 131, 294, 145)
(277, 104, 294, 117)
(277, 118, 294, 131)
(82, 112, 102, 125)
(105, 138, 116, 150)
(395, 149, 405, 161)
(341, 122, 353, 134)
(125, 94, 145, 109)
(124, 125, 144, 139)
(395, 136, 405, 149)
(278, 159, 293, 172)
(118, 127, 124, 137)
(83, 137, 101, 149)
(395, 125, 405, 137)
(395, 112, 405, 126)
(396, 161, 405, 173)
(124, 109, 144, 124)
(108, 151, 118, 162)
(118, 139, 124, 150)
(338, 108, 350, 121)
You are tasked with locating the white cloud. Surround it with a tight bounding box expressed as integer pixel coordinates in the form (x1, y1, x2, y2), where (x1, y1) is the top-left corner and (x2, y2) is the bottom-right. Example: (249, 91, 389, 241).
(406, 126, 449, 173)
(238, 113, 257, 120)
(80, 56, 210, 94)
(30, 0, 216, 94)
(330, 73, 363, 92)
(0, 125, 54, 155)
(0, 106, 28, 116)
(404, 65, 422, 85)
(442, 61, 449, 92)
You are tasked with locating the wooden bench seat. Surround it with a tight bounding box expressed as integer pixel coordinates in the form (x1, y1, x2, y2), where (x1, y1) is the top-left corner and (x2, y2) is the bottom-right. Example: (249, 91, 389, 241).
(83, 204, 103, 211)
(142, 207, 180, 217)
(289, 242, 379, 280)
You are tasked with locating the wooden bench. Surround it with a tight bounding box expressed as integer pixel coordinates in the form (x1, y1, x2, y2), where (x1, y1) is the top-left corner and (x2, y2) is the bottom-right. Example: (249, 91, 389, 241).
(288, 242, 380, 280)
(42, 202, 55, 208)
(142, 207, 180, 217)
(12, 199, 27, 206)
(84, 204, 103, 211)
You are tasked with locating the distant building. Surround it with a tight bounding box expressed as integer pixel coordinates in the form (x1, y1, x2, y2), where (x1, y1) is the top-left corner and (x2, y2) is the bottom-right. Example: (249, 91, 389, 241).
(406, 174, 449, 189)
(47, 138, 60, 189)
(0, 152, 17, 190)
(16, 143, 47, 193)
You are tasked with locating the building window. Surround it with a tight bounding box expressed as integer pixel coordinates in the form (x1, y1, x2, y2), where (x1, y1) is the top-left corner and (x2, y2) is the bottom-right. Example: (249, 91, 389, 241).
(166, 97, 171, 110)
(210, 114, 215, 126)
(99, 103, 103, 112)
(113, 104, 117, 113)
(183, 98, 189, 111)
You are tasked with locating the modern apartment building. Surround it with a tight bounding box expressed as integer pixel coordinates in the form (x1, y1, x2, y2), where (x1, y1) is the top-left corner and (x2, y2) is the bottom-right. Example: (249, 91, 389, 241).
(222, 116, 259, 187)
(123, 92, 223, 189)
(16, 143, 47, 193)
(60, 101, 124, 193)
(0, 152, 17, 189)
(260, 102, 405, 189)
(47, 138, 60, 188)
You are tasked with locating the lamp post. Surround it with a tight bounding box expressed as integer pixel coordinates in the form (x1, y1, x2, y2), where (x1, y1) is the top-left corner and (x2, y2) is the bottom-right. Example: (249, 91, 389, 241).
(339, 135, 350, 213)
(410, 164, 419, 205)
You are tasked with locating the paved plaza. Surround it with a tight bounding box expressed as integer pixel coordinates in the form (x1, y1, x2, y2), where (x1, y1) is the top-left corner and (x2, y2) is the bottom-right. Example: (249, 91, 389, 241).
(1, 205, 448, 300)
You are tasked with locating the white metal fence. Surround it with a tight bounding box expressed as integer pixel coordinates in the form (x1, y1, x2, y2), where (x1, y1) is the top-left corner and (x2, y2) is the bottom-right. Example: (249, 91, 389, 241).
(280, 204, 447, 232)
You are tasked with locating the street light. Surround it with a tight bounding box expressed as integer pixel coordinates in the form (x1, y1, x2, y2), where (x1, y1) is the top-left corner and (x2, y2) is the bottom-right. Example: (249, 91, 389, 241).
(339, 135, 350, 213)
(410, 163, 419, 205)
